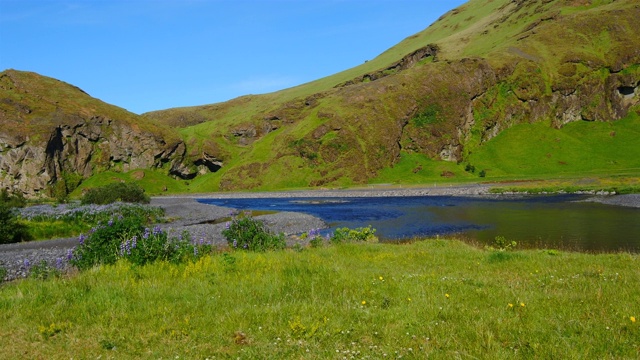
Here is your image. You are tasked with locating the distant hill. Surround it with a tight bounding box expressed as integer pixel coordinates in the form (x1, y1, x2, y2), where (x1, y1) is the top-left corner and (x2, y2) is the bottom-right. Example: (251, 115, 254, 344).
(2, 0, 639, 196)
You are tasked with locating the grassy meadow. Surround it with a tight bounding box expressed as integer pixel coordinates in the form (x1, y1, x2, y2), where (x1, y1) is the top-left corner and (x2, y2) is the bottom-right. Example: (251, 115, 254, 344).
(1, 240, 638, 359)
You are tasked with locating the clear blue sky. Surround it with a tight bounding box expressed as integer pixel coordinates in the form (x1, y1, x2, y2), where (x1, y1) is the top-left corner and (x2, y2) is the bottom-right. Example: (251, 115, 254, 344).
(0, 0, 466, 114)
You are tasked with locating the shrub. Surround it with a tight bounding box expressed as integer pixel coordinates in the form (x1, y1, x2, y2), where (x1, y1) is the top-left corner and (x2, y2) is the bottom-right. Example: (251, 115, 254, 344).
(70, 216, 145, 270)
(490, 235, 517, 251)
(0, 204, 31, 244)
(330, 226, 378, 244)
(301, 228, 325, 248)
(222, 214, 286, 251)
(81, 182, 150, 205)
(118, 228, 204, 266)
(0, 189, 26, 208)
(70, 214, 210, 271)
(465, 164, 476, 173)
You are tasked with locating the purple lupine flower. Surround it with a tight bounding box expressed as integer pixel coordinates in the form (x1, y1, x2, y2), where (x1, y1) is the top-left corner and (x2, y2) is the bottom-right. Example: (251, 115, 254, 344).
(108, 219, 114, 226)
(131, 236, 137, 249)
(243, 243, 249, 249)
(225, 221, 231, 230)
(23, 258, 30, 269)
(153, 226, 162, 235)
(119, 241, 126, 257)
(232, 239, 238, 248)
(56, 258, 63, 269)
(78, 233, 86, 244)
(67, 249, 74, 261)
(143, 228, 150, 239)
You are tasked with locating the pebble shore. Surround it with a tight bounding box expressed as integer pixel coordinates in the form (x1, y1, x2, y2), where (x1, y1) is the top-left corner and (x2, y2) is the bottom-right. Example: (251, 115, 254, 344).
(1, 186, 638, 282)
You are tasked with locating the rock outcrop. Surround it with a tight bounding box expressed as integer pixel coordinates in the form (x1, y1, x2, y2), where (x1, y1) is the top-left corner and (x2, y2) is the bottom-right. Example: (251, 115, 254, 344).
(0, 70, 202, 197)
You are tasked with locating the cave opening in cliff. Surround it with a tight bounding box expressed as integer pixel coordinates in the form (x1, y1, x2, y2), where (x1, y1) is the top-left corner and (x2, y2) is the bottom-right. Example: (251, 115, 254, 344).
(617, 86, 636, 97)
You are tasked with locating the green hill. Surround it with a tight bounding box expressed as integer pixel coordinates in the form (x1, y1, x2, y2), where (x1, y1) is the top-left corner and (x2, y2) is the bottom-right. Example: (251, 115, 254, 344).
(2, 0, 639, 196)
(144, 0, 640, 192)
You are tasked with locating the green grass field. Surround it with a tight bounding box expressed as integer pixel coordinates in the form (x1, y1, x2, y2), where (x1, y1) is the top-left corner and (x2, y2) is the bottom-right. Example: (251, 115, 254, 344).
(1, 240, 638, 359)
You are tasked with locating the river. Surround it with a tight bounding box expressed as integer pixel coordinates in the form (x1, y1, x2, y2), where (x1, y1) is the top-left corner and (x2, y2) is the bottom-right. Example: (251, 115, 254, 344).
(199, 194, 640, 253)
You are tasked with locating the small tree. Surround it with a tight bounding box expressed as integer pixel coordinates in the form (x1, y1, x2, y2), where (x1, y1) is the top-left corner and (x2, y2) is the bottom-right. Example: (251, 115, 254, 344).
(0, 204, 31, 244)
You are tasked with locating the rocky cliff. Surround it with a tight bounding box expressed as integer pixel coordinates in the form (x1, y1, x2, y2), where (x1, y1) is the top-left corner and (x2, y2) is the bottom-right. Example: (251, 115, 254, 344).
(0, 70, 199, 197)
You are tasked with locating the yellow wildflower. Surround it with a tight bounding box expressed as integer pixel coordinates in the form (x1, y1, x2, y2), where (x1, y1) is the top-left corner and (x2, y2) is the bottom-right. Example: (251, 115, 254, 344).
(520, 302, 525, 307)
(631, 316, 636, 323)
(508, 303, 514, 308)
(445, 293, 450, 299)
(361, 300, 366, 305)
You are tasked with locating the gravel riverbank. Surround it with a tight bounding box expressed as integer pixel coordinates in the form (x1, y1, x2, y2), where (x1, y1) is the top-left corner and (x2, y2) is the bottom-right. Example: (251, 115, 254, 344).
(2, 186, 638, 282)
(0, 197, 327, 282)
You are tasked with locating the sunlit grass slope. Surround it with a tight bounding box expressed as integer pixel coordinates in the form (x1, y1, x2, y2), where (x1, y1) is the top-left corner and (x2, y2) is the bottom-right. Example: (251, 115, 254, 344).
(1, 240, 639, 359)
(467, 110, 640, 178)
(134, 0, 640, 193)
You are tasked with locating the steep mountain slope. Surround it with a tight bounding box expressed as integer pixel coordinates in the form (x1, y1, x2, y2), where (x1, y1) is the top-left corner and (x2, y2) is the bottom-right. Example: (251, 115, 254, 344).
(0, 70, 196, 197)
(146, 0, 640, 191)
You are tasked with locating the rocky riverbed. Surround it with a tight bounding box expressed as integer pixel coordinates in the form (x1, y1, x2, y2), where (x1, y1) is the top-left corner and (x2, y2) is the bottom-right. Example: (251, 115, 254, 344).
(2, 187, 638, 282)
(0, 197, 327, 282)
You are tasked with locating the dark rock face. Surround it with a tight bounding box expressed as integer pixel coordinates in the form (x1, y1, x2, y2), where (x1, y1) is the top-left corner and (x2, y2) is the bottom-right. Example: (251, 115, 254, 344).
(0, 115, 191, 197)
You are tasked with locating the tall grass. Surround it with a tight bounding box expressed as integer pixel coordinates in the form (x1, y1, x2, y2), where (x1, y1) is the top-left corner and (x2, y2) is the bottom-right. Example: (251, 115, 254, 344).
(1, 240, 638, 359)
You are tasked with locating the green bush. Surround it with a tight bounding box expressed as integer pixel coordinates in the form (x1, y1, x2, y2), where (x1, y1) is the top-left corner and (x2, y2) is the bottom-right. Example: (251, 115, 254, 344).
(118, 228, 204, 266)
(0, 204, 31, 244)
(330, 226, 378, 244)
(71, 216, 207, 271)
(70, 216, 144, 270)
(489, 235, 517, 252)
(81, 182, 150, 205)
(222, 215, 286, 251)
(0, 189, 26, 208)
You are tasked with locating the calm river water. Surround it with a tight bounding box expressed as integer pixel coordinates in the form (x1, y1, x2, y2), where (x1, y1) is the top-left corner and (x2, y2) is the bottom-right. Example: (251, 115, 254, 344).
(199, 195, 640, 252)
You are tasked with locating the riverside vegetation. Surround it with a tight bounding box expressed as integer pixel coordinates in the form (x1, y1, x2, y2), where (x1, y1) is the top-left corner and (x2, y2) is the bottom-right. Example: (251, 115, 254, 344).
(1, 197, 639, 358)
(0, 183, 154, 244)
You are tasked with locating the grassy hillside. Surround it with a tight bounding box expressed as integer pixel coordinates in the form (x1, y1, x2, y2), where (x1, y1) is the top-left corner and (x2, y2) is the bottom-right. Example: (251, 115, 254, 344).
(138, 0, 639, 193)
(0, 70, 178, 144)
(4, 0, 638, 196)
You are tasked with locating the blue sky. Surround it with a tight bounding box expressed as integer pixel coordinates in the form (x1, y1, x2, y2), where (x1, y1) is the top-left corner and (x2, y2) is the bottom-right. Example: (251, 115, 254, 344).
(0, 0, 466, 114)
